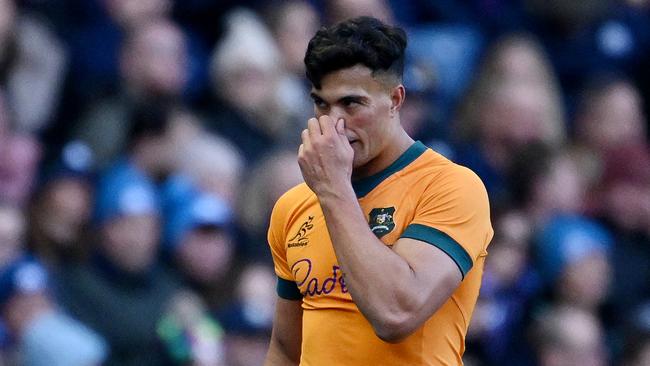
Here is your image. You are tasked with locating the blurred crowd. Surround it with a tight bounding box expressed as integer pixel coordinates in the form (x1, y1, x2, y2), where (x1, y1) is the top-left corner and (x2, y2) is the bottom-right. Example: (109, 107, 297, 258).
(0, 0, 648, 365)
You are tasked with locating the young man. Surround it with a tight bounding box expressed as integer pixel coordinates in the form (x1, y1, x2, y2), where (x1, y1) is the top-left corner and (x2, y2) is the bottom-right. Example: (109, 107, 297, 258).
(265, 17, 493, 366)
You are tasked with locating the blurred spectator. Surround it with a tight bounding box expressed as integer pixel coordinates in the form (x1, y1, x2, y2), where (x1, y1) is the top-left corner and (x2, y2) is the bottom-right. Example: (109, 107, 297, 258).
(164, 190, 236, 310)
(574, 75, 647, 153)
(530, 0, 650, 95)
(0, 3, 647, 365)
(510, 144, 596, 227)
(217, 263, 276, 366)
(57, 159, 181, 365)
(72, 19, 188, 167)
(324, 0, 395, 24)
(406, 23, 484, 134)
(0, 204, 25, 269)
(622, 336, 650, 366)
(206, 8, 304, 164)
(467, 211, 540, 365)
(400, 59, 443, 145)
(0, 257, 107, 366)
(0, 91, 42, 207)
(157, 290, 226, 366)
(0, 0, 67, 134)
(536, 215, 613, 314)
(27, 141, 95, 268)
(263, 0, 319, 120)
(104, 0, 171, 30)
(530, 305, 608, 366)
(265, 0, 320, 78)
(595, 145, 650, 235)
(620, 302, 650, 366)
(452, 33, 565, 207)
(0, 133, 41, 207)
(593, 146, 650, 322)
(94, 99, 179, 187)
(66, 0, 172, 99)
(175, 133, 244, 206)
(237, 150, 303, 259)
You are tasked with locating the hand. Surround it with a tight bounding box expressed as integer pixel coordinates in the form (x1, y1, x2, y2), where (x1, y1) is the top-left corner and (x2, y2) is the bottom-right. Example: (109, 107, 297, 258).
(298, 115, 354, 199)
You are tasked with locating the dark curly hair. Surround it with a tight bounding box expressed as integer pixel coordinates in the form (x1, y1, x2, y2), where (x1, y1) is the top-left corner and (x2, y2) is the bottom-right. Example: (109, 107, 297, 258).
(304, 16, 407, 89)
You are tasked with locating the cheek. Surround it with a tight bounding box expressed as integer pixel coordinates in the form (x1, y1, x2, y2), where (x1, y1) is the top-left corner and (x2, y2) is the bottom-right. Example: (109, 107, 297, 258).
(348, 108, 386, 137)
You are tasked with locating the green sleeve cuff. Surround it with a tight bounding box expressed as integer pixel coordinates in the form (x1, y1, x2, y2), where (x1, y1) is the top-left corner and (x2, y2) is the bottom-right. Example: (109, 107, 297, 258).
(401, 223, 473, 278)
(277, 276, 303, 300)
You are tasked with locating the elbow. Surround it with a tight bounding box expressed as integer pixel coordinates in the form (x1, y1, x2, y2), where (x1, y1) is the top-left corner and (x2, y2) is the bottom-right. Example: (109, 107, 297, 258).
(372, 313, 418, 344)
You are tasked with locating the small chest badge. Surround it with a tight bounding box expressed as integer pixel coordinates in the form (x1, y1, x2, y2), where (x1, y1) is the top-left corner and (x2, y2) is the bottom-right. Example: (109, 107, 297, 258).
(368, 207, 396, 238)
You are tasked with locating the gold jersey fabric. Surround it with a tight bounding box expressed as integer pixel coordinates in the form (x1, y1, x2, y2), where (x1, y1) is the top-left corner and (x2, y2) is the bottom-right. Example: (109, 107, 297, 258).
(268, 141, 493, 366)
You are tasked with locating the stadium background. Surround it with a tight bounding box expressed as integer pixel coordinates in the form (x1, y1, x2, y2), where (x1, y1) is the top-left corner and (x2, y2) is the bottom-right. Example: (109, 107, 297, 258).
(0, 0, 648, 365)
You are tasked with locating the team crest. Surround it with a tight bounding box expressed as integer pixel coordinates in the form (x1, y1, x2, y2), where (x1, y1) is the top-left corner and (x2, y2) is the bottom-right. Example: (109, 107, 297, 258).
(368, 207, 395, 238)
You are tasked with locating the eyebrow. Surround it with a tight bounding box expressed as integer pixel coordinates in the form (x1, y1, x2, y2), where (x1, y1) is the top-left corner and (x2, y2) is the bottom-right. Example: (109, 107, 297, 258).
(310, 92, 367, 104)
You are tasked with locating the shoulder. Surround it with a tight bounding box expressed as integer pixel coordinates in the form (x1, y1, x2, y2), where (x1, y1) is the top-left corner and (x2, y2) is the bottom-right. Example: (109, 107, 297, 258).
(412, 149, 488, 196)
(270, 182, 316, 227)
(273, 182, 314, 211)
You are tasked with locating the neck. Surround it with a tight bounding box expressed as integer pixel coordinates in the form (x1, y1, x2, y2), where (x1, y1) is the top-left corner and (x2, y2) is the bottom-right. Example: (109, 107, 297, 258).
(352, 127, 414, 180)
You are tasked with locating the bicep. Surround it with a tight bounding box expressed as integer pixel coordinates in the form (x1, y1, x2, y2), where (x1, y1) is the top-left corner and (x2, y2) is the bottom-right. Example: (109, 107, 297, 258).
(265, 297, 303, 366)
(391, 237, 462, 316)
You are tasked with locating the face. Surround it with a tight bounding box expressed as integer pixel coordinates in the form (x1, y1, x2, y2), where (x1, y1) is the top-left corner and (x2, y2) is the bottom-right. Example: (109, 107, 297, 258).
(102, 214, 160, 273)
(310, 65, 403, 177)
(124, 22, 187, 96)
(481, 83, 550, 147)
(176, 228, 233, 284)
(534, 154, 586, 215)
(37, 179, 92, 246)
(275, 2, 319, 74)
(585, 83, 646, 149)
(559, 252, 611, 309)
(105, 0, 171, 29)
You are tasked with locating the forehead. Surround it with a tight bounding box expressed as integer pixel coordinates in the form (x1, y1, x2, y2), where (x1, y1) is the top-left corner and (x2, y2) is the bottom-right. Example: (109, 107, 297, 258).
(312, 64, 388, 98)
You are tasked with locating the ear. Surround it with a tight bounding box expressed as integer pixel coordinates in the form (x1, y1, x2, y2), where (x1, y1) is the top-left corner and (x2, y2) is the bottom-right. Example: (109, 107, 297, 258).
(390, 84, 406, 114)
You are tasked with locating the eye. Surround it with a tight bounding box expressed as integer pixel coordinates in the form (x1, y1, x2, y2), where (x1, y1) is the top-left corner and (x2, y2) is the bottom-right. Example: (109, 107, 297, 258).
(341, 97, 362, 107)
(312, 98, 327, 109)
(315, 100, 327, 108)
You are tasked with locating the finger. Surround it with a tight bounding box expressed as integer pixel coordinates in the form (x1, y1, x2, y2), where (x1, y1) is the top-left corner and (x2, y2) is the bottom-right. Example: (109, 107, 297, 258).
(307, 117, 321, 138)
(335, 118, 345, 135)
(318, 115, 336, 137)
(301, 128, 312, 150)
(297, 144, 308, 175)
(335, 118, 349, 145)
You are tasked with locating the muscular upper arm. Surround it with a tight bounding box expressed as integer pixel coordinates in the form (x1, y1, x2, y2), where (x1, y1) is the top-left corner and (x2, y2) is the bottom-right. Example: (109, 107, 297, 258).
(265, 297, 303, 366)
(384, 237, 462, 339)
(388, 166, 491, 328)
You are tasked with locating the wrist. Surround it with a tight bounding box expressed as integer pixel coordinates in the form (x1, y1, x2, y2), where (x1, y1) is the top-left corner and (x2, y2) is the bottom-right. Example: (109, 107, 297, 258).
(316, 184, 357, 207)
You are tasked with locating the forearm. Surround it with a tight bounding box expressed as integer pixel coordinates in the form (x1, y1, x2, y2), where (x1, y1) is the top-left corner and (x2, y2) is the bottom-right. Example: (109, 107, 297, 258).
(265, 335, 300, 366)
(318, 188, 418, 335)
(265, 297, 302, 365)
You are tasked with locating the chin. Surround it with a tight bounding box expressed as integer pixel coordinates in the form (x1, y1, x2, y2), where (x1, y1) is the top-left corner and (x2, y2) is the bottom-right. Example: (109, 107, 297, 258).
(352, 154, 370, 170)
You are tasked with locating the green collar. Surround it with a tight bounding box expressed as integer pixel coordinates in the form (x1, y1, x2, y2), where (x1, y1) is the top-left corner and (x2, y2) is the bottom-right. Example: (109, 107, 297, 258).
(352, 141, 427, 198)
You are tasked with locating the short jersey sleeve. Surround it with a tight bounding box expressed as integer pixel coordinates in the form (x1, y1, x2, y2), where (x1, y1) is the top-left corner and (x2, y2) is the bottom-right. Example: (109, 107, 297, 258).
(268, 192, 303, 300)
(401, 166, 493, 279)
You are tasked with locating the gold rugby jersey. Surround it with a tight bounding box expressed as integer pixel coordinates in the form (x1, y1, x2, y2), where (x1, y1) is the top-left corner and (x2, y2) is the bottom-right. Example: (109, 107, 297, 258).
(268, 141, 493, 366)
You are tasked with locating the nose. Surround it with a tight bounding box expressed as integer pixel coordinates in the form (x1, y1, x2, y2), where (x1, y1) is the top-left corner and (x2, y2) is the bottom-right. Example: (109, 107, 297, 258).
(328, 107, 346, 125)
